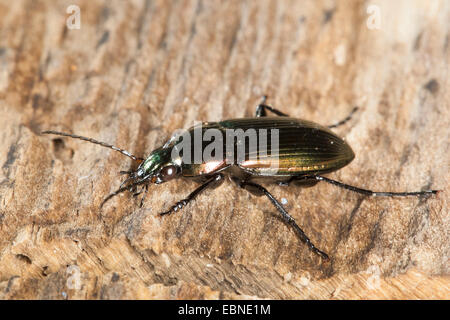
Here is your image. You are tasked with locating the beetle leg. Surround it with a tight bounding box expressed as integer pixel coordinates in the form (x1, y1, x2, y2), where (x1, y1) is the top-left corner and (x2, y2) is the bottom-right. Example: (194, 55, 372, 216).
(132, 188, 143, 197)
(159, 174, 224, 216)
(238, 180, 330, 260)
(310, 175, 439, 197)
(255, 95, 289, 117)
(119, 170, 133, 175)
(130, 184, 149, 207)
(100, 179, 150, 208)
(139, 184, 149, 208)
(279, 175, 319, 187)
(327, 106, 358, 129)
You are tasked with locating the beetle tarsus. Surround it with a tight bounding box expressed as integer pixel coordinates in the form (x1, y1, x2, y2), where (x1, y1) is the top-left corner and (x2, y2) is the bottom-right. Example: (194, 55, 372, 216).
(312, 175, 439, 198)
(255, 96, 289, 117)
(160, 199, 188, 216)
(119, 170, 133, 175)
(327, 106, 359, 129)
(100, 179, 150, 209)
(239, 180, 330, 260)
(139, 185, 149, 208)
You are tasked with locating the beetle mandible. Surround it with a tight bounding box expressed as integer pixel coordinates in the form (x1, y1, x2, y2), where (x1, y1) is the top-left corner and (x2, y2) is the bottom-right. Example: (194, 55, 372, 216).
(42, 96, 439, 260)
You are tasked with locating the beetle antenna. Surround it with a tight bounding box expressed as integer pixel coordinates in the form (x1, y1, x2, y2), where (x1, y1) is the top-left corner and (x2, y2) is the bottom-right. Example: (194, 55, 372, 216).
(42, 130, 144, 161)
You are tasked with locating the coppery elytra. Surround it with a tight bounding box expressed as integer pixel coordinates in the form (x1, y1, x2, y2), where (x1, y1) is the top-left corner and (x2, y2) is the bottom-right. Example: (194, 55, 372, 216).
(42, 96, 440, 261)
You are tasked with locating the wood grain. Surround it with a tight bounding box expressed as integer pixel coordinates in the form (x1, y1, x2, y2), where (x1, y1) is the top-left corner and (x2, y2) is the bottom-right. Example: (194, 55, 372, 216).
(0, 0, 448, 299)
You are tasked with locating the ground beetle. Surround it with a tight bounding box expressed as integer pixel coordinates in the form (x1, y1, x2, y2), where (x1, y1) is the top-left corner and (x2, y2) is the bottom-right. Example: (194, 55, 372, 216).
(42, 97, 439, 260)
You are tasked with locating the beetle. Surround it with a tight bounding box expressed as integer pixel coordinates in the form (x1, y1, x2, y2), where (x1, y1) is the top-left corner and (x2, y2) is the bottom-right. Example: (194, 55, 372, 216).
(42, 96, 439, 260)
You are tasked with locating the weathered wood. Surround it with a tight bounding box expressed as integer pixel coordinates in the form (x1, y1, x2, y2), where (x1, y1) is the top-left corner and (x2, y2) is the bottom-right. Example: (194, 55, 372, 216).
(0, 0, 448, 299)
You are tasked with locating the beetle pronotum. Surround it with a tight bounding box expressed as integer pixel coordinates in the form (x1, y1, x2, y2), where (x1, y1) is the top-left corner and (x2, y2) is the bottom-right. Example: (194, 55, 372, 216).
(42, 97, 439, 260)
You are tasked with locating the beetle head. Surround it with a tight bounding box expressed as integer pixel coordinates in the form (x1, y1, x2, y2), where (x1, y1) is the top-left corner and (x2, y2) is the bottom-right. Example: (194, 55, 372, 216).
(134, 146, 181, 184)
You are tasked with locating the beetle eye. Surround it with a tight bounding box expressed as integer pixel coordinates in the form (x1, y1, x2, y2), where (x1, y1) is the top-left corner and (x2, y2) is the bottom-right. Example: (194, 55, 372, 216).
(160, 165, 178, 181)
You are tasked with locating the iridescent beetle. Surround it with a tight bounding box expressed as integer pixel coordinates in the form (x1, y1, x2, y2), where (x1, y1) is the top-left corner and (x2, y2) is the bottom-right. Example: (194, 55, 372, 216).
(43, 97, 439, 260)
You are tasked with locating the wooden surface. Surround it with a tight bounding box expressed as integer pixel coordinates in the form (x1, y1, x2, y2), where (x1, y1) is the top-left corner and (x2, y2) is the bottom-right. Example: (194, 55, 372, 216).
(0, 0, 448, 299)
